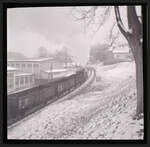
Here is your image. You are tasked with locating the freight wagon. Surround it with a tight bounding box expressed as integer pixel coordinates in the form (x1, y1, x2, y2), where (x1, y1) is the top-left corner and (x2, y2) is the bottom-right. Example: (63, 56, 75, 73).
(7, 68, 88, 126)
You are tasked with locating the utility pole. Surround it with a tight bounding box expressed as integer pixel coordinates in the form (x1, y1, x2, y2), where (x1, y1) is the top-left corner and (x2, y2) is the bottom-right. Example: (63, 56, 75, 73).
(64, 46, 68, 69)
(50, 62, 53, 80)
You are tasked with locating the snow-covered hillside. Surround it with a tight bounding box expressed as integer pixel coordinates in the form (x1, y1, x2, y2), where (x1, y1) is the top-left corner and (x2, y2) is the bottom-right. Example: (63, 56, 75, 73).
(8, 61, 144, 140)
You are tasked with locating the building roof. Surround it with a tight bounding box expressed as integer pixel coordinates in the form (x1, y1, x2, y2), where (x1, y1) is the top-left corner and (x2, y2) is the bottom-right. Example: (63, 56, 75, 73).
(112, 46, 130, 53)
(15, 71, 33, 76)
(45, 68, 68, 73)
(8, 57, 53, 62)
(7, 66, 17, 71)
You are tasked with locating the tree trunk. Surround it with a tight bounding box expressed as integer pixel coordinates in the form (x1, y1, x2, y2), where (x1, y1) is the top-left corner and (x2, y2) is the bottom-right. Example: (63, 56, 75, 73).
(114, 6, 143, 117)
(128, 38, 143, 116)
(135, 44, 143, 115)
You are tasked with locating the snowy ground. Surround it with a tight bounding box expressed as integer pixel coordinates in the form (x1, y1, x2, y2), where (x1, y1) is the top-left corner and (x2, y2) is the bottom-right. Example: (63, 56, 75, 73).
(8, 61, 144, 140)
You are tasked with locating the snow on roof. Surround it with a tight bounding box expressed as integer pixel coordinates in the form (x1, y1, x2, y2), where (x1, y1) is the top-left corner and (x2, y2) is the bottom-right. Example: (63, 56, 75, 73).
(113, 46, 130, 53)
(15, 71, 33, 76)
(7, 66, 17, 71)
(8, 57, 53, 62)
(45, 68, 68, 73)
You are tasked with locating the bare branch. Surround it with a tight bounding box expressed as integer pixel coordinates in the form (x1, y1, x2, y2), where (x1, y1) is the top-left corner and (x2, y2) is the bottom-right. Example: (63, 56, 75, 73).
(72, 6, 111, 36)
(127, 6, 142, 39)
(108, 22, 116, 40)
(114, 6, 130, 39)
(90, 6, 112, 36)
(109, 31, 120, 47)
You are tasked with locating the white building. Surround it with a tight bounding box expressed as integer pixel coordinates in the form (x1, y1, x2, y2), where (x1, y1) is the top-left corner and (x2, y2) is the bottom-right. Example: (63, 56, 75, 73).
(15, 71, 35, 91)
(7, 66, 35, 93)
(7, 67, 16, 92)
(40, 68, 76, 80)
(7, 57, 65, 79)
(7, 57, 75, 92)
(112, 46, 133, 60)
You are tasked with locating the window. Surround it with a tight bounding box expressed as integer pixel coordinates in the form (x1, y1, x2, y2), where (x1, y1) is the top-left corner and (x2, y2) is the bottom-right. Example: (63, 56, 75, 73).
(15, 77, 19, 88)
(8, 73, 11, 78)
(33, 64, 39, 68)
(10, 73, 14, 77)
(20, 76, 24, 85)
(30, 76, 33, 84)
(15, 77, 19, 86)
(27, 64, 32, 72)
(8, 79, 14, 89)
(8, 80, 13, 88)
(22, 64, 25, 69)
(8, 72, 14, 78)
(16, 64, 20, 68)
(7, 71, 15, 91)
(28, 64, 32, 68)
(25, 76, 28, 84)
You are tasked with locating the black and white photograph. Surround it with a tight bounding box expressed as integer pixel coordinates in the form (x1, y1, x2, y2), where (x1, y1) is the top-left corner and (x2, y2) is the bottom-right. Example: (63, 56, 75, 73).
(6, 5, 144, 140)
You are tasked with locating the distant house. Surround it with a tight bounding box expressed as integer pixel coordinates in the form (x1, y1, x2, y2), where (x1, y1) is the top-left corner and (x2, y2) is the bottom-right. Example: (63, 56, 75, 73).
(40, 68, 76, 81)
(112, 46, 133, 60)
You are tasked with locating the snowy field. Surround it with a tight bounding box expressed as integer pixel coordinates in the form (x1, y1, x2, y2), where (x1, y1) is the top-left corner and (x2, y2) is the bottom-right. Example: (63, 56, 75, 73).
(8, 61, 144, 140)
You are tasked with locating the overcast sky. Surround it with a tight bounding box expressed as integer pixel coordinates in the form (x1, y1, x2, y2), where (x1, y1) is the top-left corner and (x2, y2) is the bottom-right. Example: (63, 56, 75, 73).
(7, 6, 141, 65)
(7, 7, 91, 65)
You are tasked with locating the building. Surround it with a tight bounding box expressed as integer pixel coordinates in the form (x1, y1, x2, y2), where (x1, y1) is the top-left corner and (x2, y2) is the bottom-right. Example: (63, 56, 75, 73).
(7, 67, 16, 92)
(112, 46, 133, 61)
(8, 57, 73, 78)
(7, 57, 75, 92)
(40, 68, 76, 80)
(7, 57, 63, 79)
(7, 66, 35, 93)
(7, 57, 69, 91)
(15, 71, 35, 91)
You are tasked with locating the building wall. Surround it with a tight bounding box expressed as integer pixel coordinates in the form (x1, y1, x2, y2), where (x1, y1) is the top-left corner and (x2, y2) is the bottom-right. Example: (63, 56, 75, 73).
(7, 69, 35, 93)
(114, 53, 131, 60)
(8, 61, 41, 78)
(15, 74, 35, 90)
(8, 61, 39, 71)
(53, 61, 65, 69)
(8, 59, 65, 80)
(7, 71, 15, 92)
(40, 61, 52, 71)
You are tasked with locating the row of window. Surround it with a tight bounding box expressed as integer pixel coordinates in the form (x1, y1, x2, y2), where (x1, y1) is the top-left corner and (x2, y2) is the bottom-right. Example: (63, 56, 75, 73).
(7, 78, 14, 89)
(15, 75, 34, 88)
(7, 72, 14, 78)
(8, 63, 39, 69)
(7, 75, 34, 91)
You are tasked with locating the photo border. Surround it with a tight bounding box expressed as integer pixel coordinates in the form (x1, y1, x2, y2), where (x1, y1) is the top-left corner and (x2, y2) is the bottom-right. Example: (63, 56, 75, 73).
(0, 0, 149, 145)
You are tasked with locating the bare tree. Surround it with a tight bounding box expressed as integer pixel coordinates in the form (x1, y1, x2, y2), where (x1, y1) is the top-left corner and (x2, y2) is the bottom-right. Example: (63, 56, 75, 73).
(107, 22, 120, 50)
(37, 46, 49, 58)
(71, 6, 111, 35)
(72, 6, 143, 118)
(114, 6, 143, 117)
